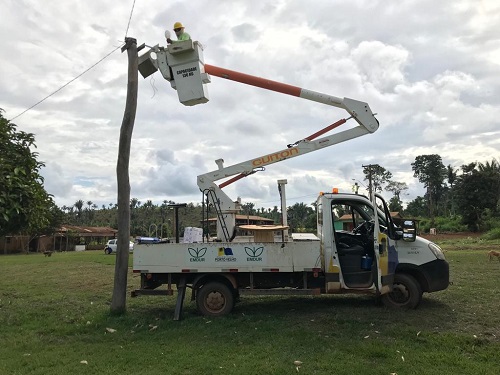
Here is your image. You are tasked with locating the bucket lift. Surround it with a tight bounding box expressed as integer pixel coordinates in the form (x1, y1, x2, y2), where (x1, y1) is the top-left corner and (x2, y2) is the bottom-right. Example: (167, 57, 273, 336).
(138, 41, 379, 241)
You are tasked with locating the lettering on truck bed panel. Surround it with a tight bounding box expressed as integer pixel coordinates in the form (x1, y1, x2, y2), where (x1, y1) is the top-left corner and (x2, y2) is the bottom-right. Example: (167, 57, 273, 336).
(187, 246, 267, 265)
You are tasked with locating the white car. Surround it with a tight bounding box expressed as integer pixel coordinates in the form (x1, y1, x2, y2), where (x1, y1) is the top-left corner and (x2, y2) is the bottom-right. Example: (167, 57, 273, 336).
(104, 239, 134, 254)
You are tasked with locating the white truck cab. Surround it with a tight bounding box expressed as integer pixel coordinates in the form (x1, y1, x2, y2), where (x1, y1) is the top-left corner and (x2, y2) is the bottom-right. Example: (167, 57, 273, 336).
(317, 191, 448, 309)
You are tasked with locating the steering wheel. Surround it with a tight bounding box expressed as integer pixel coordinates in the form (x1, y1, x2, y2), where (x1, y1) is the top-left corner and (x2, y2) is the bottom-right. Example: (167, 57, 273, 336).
(353, 220, 375, 235)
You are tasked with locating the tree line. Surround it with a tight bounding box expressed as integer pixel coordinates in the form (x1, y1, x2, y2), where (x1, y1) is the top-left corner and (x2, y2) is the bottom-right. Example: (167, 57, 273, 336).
(2, 110, 499, 240)
(362, 155, 500, 232)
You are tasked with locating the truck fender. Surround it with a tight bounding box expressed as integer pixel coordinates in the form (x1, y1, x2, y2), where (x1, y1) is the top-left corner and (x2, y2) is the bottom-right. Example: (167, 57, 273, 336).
(191, 274, 238, 295)
(395, 263, 429, 292)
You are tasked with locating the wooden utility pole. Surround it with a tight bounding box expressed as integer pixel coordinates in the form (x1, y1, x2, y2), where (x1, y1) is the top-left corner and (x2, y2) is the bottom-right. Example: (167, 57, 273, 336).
(111, 37, 138, 314)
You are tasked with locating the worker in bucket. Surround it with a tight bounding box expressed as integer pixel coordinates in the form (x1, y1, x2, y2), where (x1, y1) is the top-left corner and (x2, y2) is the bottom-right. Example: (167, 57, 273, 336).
(166, 22, 191, 44)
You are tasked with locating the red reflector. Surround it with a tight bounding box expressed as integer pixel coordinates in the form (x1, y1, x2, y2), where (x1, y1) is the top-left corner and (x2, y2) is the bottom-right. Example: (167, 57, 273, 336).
(146, 273, 152, 280)
(133, 270, 140, 273)
(181, 269, 191, 273)
(271, 268, 279, 272)
(229, 269, 238, 273)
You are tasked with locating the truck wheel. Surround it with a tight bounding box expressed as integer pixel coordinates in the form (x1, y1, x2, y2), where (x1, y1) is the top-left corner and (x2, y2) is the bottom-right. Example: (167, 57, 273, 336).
(382, 273, 422, 309)
(196, 281, 234, 317)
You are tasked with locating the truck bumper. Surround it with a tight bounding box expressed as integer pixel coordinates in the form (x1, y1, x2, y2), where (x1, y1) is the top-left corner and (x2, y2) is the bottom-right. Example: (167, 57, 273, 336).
(419, 259, 450, 292)
(397, 259, 449, 293)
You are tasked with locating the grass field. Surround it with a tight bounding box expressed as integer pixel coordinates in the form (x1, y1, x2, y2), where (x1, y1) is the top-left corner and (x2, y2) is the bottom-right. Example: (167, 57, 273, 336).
(1, 239, 499, 375)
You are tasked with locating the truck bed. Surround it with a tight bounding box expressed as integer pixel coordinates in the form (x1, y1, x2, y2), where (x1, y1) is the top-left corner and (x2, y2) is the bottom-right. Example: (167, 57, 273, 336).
(133, 241, 322, 273)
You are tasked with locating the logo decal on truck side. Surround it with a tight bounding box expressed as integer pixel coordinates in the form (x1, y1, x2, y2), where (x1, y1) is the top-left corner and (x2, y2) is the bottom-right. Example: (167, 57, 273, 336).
(215, 247, 237, 262)
(188, 247, 207, 262)
(245, 246, 264, 261)
(252, 147, 299, 167)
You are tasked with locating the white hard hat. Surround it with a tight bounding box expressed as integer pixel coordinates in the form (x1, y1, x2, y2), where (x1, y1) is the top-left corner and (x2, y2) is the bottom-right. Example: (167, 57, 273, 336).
(164, 30, 171, 39)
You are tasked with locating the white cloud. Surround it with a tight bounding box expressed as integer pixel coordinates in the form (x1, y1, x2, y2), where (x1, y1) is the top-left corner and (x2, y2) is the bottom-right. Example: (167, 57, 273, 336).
(1, 0, 499, 211)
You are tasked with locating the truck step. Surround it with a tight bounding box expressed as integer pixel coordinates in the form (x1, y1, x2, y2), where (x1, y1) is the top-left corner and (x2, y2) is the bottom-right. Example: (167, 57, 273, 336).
(131, 289, 174, 297)
(239, 288, 321, 296)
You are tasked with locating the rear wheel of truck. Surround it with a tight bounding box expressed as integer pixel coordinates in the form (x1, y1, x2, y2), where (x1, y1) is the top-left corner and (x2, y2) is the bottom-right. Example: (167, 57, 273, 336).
(381, 273, 422, 309)
(196, 281, 235, 317)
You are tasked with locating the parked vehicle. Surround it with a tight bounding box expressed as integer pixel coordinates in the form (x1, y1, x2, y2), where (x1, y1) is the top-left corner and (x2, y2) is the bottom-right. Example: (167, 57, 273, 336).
(104, 239, 134, 254)
(132, 42, 449, 319)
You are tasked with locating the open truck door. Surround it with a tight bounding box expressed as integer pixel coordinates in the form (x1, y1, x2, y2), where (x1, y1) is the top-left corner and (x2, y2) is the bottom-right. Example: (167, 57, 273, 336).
(327, 194, 394, 293)
(372, 194, 398, 295)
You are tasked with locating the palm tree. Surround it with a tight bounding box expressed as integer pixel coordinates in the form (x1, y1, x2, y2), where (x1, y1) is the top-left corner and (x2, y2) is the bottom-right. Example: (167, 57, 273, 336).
(74, 200, 84, 223)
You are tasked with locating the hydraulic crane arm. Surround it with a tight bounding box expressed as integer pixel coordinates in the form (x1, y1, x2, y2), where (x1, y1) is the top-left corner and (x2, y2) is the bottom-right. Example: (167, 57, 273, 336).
(203, 65, 379, 132)
(198, 113, 378, 241)
(138, 41, 379, 241)
(195, 65, 378, 241)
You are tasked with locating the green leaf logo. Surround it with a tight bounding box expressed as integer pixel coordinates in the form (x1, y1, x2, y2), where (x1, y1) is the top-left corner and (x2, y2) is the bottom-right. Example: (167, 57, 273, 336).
(245, 246, 264, 258)
(188, 247, 207, 258)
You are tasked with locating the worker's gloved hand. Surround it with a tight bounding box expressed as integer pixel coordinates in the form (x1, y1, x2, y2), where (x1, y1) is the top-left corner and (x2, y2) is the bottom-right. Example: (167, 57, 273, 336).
(166, 38, 172, 44)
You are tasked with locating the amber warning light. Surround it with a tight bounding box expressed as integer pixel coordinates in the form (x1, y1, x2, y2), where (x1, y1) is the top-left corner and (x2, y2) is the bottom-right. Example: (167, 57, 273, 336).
(332, 188, 339, 194)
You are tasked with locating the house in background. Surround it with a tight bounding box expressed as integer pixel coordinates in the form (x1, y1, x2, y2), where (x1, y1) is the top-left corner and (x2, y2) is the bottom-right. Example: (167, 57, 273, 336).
(1, 225, 118, 254)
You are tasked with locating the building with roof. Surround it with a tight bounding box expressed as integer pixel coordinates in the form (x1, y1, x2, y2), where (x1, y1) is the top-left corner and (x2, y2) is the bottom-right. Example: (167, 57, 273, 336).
(1, 225, 118, 254)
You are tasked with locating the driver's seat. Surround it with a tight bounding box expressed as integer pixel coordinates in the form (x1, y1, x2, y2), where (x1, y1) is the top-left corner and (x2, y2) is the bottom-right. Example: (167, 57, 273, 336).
(337, 242, 366, 256)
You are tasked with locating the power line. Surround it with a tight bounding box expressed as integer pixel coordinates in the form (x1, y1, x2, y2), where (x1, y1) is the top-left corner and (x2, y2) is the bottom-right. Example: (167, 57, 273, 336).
(9, 45, 123, 122)
(9, 1, 138, 122)
(124, 0, 137, 38)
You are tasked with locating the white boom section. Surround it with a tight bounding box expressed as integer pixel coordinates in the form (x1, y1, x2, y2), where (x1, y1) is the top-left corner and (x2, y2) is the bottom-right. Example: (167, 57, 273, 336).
(198, 106, 378, 240)
(203, 65, 379, 133)
(137, 46, 379, 240)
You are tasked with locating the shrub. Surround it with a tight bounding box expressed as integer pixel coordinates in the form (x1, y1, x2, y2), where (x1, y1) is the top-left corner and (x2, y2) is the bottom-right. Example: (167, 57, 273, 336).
(434, 216, 467, 232)
(478, 209, 500, 232)
(417, 216, 467, 234)
(482, 227, 500, 240)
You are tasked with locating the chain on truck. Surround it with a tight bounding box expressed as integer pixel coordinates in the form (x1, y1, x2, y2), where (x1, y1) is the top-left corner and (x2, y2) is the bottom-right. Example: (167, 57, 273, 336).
(133, 39, 449, 320)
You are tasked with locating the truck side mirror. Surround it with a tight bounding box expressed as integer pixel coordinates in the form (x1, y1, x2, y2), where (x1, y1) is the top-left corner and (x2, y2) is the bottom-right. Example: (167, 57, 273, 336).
(401, 219, 417, 242)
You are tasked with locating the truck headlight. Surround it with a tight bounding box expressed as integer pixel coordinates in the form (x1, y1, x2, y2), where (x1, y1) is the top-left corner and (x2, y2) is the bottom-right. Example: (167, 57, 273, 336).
(428, 242, 445, 260)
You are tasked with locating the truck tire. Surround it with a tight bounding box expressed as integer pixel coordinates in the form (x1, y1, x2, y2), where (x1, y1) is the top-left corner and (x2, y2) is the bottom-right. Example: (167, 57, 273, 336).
(381, 273, 422, 309)
(196, 281, 235, 317)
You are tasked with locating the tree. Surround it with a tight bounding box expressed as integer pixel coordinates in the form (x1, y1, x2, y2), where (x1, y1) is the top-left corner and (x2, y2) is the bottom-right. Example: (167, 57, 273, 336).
(363, 164, 393, 195)
(454, 159, 500, 231)
(74, 199, 84, 223)
(446, 164, 458, 215)
(0, 110, 60, 239)
(405, 196, 427, 217)
(241, 202, 256, 217)
(385, 181, 408, 213)
(287, 202, 315, 232)
(388, 196, 403, 212)
(411, 154, 446, 223)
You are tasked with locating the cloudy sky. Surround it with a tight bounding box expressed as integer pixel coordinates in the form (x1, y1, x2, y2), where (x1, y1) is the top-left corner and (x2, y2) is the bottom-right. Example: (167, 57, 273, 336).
(1, 0, 499, 211)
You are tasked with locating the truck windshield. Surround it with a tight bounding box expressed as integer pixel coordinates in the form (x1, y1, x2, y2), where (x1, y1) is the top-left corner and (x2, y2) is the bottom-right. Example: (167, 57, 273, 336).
(331, 199, 389, 229)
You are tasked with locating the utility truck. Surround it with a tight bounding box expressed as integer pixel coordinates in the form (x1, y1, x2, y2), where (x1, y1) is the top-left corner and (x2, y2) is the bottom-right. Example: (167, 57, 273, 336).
(133, 40, 449, 319)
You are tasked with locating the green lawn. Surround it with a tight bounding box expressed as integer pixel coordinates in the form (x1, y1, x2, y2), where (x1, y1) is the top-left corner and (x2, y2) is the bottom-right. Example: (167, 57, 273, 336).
(1, 243, 499, 375)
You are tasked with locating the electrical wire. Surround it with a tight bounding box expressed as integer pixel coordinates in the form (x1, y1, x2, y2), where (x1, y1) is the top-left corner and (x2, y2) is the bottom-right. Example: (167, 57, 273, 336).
(10, 1, 138, 122)
(124, 0, 137, 38)
(150, 76, 158, 98)
(9, 45, 124, 122)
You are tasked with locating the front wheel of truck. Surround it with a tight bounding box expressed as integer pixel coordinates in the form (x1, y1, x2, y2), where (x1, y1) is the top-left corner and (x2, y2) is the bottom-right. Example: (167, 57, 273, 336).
(196, 281, 235, 317)
(381, 273, 422, 309)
